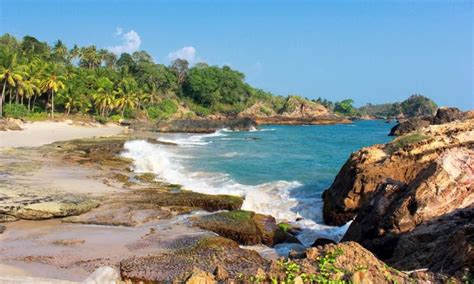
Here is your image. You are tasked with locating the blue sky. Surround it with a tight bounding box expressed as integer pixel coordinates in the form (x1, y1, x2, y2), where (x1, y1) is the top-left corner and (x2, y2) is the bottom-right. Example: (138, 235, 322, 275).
(0, 0, 472, 109)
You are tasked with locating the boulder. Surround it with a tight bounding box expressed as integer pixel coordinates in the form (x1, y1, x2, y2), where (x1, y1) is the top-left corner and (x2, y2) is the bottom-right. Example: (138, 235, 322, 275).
(323, 119, 474, 226)
(432, 107, 464, 125)
(389, 117, 432, 136)
(0, 118, 22, 131)
(342, 148, 473, 276)
(389, 107, 466, 136)
(120, 236, 267, 282)
(264, 242, 412, 284)
(0, 225, 5, 234)
(191, 210, 298, 246)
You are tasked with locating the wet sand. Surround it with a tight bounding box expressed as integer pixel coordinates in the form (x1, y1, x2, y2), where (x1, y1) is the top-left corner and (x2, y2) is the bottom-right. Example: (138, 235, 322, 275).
(0, 218, 209, 281)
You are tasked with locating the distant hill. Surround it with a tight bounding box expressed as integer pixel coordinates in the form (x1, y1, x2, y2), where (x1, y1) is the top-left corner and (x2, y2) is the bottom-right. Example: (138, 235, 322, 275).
(358, 95, 438, 118)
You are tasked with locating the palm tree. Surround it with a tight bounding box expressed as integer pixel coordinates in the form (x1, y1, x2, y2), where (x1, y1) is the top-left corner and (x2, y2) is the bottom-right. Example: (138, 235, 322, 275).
(114, 87, 137, 117)
(93, 77, 114, 116)
(40, 64, 65, 118)
(53, 40, 68, 63)
(0, 51, 26, 117)
(80, 46, 101, 69)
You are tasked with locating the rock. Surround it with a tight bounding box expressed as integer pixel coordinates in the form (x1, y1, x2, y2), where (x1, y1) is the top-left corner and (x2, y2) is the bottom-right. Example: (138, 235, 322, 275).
(389, 117, 432, 136)
(0, 225, 5, 234)
(389, 107, 466, 136)
(213, 264, 230, 281)
(323, 119, 474, 226)
(0, 193, 98, 221)
(268, 242, 411, 284)
(432, 107, 464, 125)
(120, 236, 267, 282)
(311, 238, 336, 247)
(131, 117, 257, 133)
(83, 266, 121, 284)
(65, 188, 243, 226)
(185, 268, 217, 284)
(0, 118, 22, 131)
(191, 210, 297, 246)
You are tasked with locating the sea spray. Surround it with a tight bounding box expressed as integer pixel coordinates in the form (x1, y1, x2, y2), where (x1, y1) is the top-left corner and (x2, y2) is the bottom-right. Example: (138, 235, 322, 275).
(121, 122, 394, 246)
(122, 139, 345, 246)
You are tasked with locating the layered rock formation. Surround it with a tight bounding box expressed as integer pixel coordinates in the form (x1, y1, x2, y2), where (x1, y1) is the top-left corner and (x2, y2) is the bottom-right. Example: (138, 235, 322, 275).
(323, 118, 473, 277)
(323, 118, 474, 226)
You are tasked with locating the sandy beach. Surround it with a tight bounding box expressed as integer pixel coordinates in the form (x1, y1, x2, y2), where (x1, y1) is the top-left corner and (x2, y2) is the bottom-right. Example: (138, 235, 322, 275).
(0, 121, 125, 148)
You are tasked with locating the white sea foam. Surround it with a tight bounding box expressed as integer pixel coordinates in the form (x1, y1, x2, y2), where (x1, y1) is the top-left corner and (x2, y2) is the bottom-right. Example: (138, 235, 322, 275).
(122, 136, 349, 245)
(155, 129, 227, 147)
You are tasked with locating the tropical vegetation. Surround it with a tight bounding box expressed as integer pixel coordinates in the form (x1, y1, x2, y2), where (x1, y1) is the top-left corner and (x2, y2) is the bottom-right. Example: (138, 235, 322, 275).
(0, 33, 437, 122)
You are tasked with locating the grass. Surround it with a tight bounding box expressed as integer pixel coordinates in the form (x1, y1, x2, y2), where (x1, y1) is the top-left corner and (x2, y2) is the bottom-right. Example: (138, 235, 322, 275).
(386, 132, 430, 154)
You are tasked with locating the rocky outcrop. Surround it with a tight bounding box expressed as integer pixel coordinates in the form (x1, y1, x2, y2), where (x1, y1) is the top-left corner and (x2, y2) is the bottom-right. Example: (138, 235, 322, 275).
(323, 118, 474, 226)
(0, 192, 98, 221)
(65, 188, 243, 226)
(120, 236, 268, 282)
(239, 98, 351, 125)
(389, 107, 466, 136)
(191, 210, 298, 246)
(389, 116, 432, 136)
(342, 148, 473, 275)
(130, 117, 257, 133)
(0, 118, 22, 131)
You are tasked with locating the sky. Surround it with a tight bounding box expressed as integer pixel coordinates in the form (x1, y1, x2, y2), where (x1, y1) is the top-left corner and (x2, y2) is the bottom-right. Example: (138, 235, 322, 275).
(0, 0, 472, 109)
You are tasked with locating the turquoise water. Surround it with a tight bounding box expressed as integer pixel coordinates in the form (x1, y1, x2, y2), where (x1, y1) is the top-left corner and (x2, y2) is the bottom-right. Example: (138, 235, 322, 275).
(187, 120, 394, 188)
(123, 120, 394, 245)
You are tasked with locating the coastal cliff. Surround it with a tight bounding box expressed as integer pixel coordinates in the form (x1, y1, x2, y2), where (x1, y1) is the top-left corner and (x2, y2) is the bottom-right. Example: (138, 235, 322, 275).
(322, 117, 473, 279)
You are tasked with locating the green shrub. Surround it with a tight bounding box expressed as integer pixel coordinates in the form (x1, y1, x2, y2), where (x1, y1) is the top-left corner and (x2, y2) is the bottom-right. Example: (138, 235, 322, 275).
(3, 104, 28, 118)
(386, 133, 430, 154)
(94, 115, 108, 124)
(147, 99, 178, 120)
(188, 103, 211, 117)
(260, 106, 273, 116)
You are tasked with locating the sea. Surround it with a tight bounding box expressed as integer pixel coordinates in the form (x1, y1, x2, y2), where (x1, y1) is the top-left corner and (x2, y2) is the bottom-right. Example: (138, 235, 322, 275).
(122, 120, 395, 246)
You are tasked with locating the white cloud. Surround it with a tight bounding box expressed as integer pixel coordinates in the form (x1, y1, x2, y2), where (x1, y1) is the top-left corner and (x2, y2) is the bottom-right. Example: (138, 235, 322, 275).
(108, 28, 141, 55)
(167, 46, 200, 63)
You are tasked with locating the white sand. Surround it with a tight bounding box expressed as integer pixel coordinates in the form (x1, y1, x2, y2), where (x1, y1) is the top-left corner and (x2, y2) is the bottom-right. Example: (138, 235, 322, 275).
(0, 121, 125, 148)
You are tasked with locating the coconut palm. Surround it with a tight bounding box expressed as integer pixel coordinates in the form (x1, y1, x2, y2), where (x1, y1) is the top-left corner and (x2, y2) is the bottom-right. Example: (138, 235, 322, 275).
(114, 87, 137, 117)
(40, 64, 66, 118)
(92, 77, 114, 116)
(0, 51, 26, 117)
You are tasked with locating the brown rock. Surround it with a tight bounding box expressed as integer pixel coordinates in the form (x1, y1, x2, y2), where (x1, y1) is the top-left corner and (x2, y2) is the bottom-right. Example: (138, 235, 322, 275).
(186, 268, 217, 284)
(213, 264, 229, 281)
(120, 236, 267, 282)
(191, 210, 298, 246)
(303, 242, 410, 283)
(323, 119, 474, 226)
(0, 225, 5, 234)
(342, 147, 474, 277)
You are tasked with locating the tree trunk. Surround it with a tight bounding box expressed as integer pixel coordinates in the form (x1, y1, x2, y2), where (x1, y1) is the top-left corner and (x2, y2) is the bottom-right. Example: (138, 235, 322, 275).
(0, 80, 6, 117)
(32, 95, 37, 112)
(51, 90, 55, 118)
(9, 89, 12, 105)
(28, 97, 31, 112)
